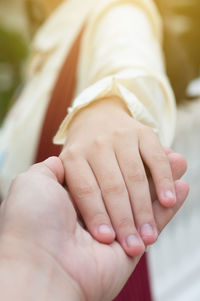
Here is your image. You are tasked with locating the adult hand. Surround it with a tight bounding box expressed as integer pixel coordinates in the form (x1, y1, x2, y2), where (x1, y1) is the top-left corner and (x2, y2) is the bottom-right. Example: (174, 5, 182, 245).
(0, 156, 189, 301)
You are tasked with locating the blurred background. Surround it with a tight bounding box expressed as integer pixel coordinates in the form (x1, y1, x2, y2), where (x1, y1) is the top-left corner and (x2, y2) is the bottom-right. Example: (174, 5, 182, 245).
(1, 0, 200, 125)
(0, 0, 29, 124)
(1, 0, 200, 124)
(0, 1, 200, 300)
(0, 0, 62, 124)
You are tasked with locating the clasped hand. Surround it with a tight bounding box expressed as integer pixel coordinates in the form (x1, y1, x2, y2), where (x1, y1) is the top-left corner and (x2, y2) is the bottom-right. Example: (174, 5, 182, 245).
(0, 155, 188, 301)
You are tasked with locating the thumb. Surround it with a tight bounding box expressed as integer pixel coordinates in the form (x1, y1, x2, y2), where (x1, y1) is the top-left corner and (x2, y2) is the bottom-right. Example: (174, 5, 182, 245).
(29, 157, 65, 184)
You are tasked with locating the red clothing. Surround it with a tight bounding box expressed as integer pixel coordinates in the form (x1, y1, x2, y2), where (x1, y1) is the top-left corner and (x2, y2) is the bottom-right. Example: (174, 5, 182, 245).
(114, 255, 152, 301)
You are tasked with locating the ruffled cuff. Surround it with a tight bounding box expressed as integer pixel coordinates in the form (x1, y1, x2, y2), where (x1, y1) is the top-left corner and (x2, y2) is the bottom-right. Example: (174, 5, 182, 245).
(54, 69, 176, 147)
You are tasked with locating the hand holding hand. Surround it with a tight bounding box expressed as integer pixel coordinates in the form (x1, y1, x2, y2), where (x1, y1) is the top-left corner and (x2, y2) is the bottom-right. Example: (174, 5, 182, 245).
(0, 157, 188, 301)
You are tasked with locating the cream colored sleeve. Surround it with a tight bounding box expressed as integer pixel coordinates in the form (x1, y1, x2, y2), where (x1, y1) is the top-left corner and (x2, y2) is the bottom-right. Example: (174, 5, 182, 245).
(54, 0, 176, 147)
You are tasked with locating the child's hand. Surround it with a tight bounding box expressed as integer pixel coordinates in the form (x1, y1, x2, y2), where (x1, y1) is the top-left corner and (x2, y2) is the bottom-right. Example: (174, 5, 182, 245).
(60, 97, 184, 256)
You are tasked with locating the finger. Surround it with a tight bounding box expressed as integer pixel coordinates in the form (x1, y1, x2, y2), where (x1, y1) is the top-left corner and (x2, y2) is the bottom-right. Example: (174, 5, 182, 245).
(29, 157, 65, 184)
(167, 152, 187, 180)
(149, 152, 187, 201)
(61, 151, 115, 244)
(89, 145, 145, 256)
(140, 129, 176, 207)
(153, 180, 189, 234)
(115, 142, 158, 246)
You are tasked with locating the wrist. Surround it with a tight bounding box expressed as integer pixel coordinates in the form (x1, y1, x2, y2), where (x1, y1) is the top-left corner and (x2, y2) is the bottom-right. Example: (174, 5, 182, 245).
(80, 96, 131, 117)
(66, 96, 131, 135)
(86, 96, 130, 112)
(0, 235, 85, 301)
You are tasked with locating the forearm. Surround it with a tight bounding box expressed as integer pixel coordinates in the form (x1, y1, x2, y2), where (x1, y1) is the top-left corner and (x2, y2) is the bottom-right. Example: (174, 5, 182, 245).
(77, 2, 164, 90)
(0, 236, 84, 301)
(76, 2, 175, 144)
(54, 1, 176, 147)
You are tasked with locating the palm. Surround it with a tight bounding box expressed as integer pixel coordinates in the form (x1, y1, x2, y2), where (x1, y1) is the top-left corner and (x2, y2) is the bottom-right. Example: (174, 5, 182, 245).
(5, 173, 138, 301)
(3, 156, 188, 301)
(57, 220, 140, 301)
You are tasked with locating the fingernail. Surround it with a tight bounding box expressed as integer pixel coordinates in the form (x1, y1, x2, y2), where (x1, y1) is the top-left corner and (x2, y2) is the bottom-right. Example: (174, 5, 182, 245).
(140, 224, 155, 238)
(163, 190, 176, 204)
(126, 235, 142, 248)
(98, 224, 114, 235)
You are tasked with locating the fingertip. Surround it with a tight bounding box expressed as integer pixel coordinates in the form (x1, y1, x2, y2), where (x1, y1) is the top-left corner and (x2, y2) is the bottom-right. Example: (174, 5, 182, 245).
(153, 180, 189, 235)
(122, 235, 145, 257)
(168, 153, 188, 178)
(44, 156, 62, 167)
(93, 224, 116, 244)
(162, 180, 189, 209)
(140, 224, 158, 245)
(175, 180, 190, 203)
(159, 199, 176, 208)
(159, 190, 177, 208)
(44, 156, 65, 184)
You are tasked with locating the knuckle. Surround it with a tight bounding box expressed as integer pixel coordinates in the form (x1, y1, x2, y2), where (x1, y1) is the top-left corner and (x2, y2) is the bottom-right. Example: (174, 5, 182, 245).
(76, 183, 97, 199)
(63, 145, 80, 161)
(102, 182, 126, 196)
(117, 217, 134, 230)
(92, 212, 108, 224)
(136, 204, 153, 217)
(151, 152, 167, 164)
(93, 136, 108, 149)
(139, 125, 156, 138)
(158, 175, 172, 187)
(113, 128, 129, 138)
(127, 168, 146, 183)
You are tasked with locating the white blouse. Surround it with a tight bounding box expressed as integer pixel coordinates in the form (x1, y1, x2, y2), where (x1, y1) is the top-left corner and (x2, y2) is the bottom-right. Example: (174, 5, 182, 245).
(0, 0, 176, 197)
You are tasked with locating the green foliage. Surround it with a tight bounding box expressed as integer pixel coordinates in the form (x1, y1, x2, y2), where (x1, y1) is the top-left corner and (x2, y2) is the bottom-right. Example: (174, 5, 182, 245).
(0, 24, 29, 124)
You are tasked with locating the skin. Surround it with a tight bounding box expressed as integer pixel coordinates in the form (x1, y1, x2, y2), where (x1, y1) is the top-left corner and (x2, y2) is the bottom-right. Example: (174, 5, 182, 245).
(60, 96, 184, 256)
(0, 157, 189, 301)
